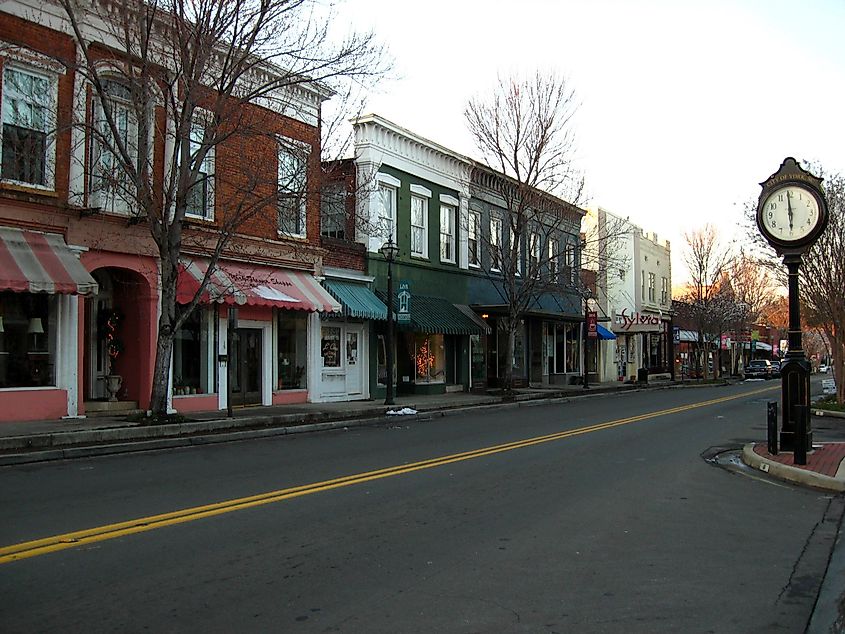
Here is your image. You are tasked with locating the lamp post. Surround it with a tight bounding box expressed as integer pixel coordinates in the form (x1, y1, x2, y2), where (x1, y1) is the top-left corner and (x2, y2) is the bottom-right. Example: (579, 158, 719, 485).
(583, 288, 593, 390)
(380, 237, 399, 406)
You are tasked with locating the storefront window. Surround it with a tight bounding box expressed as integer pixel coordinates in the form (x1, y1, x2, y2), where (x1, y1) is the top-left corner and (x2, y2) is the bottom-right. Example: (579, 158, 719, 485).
(320, 325, 341, 368)
(0, 291, 57, 388)
(173, 306, 215, 395)
(470, 334, 485, 384)
(414, 333, 445, 383)
(566, 323, 580, 373)
(278, 311, 307, 389)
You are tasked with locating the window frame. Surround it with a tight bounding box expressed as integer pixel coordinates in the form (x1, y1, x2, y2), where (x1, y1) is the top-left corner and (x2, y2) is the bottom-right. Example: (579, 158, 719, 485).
(548, 237, 559, 283)
(648, 272, 656, 302)
(89, 78, 140, 215)
(320, 184, 346, 239)
(276, 135, 309, 237)
(490, 216, 503, 272)
(410, 194, 429, 258)
(184, 115, 216, 221)
(468, 210, 481, 268)
(439, 203, 456, 264)
(0, 62, 58, 191)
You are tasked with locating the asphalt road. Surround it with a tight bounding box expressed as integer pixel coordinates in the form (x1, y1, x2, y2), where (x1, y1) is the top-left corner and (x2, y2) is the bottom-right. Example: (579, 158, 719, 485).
(1, 381, 842, 633)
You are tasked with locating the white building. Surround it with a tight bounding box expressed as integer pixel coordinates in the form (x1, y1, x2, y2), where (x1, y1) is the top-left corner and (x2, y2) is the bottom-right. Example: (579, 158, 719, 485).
(584, 207, 673, 382)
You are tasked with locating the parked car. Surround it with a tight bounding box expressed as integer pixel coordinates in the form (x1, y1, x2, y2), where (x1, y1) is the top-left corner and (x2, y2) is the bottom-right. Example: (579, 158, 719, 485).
(745, 359, 773, 380)
(819, 364, 830, 374)
(771, 360, 782, 378)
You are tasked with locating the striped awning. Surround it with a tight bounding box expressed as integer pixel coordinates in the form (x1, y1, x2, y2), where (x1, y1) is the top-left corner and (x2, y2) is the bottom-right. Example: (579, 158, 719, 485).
(0, 227, 98, 295)
(323, 279, 387, 320)
(177, 258, 341, 312)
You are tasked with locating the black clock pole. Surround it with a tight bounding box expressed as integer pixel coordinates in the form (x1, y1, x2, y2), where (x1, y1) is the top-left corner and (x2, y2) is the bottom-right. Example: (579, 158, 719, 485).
(779, 253, 812, 458)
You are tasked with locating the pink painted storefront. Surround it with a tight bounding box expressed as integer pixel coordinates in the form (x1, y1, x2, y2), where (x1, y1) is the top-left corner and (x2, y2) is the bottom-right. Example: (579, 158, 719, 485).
(0, 229, 341, 422)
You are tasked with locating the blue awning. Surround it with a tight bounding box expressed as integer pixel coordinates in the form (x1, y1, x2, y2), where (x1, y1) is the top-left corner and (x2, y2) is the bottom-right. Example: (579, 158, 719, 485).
(323, 279, 387, 320)
(596, 324, 616, 340)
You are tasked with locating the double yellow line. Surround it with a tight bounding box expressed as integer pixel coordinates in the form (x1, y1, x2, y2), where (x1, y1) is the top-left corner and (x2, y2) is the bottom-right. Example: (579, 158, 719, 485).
(0, 385, 775, 565)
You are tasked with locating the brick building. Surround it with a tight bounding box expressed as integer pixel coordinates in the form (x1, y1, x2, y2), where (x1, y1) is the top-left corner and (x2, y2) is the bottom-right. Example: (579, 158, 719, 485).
(0, 0, 347, 421)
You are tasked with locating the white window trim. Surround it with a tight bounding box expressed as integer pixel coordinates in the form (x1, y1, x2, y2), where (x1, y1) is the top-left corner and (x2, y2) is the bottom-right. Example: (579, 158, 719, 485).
(275, 134, 309, 237)
(376, 172, 401, 188)
(184, 113, 216, 221)
(440, 204, 456, 264)
(410, 183, 432, 198)
(490, 216, 503, 273)
(410, 194, 428, 259)
(0, 62, 59, 191)
(89, 80, 140, 216)
(548, 238, 559, 283)
(440, 193, 459, 207)
(468, 210, 481, 269)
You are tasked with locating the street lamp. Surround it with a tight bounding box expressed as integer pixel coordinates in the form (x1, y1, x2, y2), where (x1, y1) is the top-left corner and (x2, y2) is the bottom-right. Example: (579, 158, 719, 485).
(582, 288, 593, 390)
(380, 236, 399, 406)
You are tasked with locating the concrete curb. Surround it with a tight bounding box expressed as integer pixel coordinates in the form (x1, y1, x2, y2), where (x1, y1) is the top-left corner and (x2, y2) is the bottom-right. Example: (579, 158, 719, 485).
(0, 382, 684, 466)
(741, 443, 845, 492)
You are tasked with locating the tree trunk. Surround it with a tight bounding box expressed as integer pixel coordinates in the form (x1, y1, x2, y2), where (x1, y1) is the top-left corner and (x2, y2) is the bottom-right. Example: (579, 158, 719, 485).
(149, 252, 179, 415)
(502, 317, 516, 394)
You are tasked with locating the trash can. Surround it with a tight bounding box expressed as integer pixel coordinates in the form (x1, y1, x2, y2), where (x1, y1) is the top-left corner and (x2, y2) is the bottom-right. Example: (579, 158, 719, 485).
(637, 368, 649, 384)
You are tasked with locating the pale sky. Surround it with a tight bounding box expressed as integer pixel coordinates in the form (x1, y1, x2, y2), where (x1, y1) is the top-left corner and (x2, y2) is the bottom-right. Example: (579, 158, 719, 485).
(331, 0, 845, 284)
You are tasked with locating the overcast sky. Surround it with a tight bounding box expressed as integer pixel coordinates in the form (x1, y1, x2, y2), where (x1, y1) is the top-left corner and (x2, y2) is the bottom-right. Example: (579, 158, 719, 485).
(331, 0, 845, 284)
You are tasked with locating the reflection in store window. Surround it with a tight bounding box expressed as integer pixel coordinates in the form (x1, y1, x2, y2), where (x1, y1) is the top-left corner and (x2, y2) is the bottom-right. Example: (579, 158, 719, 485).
(173, 306, 215, 395)
(0, 291, 56, 388)
(278, 311, 307, 389)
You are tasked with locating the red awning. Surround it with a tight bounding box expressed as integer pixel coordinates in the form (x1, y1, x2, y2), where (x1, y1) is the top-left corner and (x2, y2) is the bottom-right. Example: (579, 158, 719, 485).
(0, 227, 98, 295)
(177, 258, 341, 313)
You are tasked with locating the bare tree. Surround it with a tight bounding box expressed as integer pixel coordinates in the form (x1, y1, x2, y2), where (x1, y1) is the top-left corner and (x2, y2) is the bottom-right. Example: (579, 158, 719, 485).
(678, 225, 734, 378)
(464, 71, 585, 391)
(800, 169, 845, 403)
(57, 0, 387, 414)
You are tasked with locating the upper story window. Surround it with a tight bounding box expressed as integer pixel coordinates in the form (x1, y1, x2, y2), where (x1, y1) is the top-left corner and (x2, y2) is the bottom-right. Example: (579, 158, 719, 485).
(490, 216, 503, 272)
(185, 118, 215, 220)
(440, 204, 456, 263)
(1, 65, 56, 188)
(641, 271, 646, 300)
(564, 243, 575, 285)
(320, 184, 346, 239)
(375, 181, 396, 246)
(661, 277, 669, 305)
(511, 226, 522, 275)
(529, 232, 540, 275)
(410, 195, 428, 258)
(548, 237, 559, 283)
(90, 79, 138, 214)
(468, 210, 481, 268)
(648, 272, 656, 301)
(277, 136, 308, 236)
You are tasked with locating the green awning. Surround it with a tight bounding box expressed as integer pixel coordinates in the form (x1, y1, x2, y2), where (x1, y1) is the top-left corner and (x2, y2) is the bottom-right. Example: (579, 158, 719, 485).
(381, 292, 488, 336)
(323, 279, 387, 320)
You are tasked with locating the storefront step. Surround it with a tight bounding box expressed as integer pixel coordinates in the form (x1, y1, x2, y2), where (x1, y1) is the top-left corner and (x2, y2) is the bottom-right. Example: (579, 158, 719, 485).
(84, 401, 141, 417)
(445, 384, 465, 393)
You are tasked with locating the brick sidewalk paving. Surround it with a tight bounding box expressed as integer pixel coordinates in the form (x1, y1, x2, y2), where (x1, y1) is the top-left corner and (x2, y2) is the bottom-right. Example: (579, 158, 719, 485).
(753, 442, 845, 478)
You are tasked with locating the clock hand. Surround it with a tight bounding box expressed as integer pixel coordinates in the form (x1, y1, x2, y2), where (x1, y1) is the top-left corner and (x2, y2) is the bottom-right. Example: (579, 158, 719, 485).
(787, 191, 794, 231)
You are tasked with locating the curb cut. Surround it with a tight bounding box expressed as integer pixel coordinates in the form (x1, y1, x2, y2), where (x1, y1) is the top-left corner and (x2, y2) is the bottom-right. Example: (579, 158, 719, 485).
(741, 443, 845, 492)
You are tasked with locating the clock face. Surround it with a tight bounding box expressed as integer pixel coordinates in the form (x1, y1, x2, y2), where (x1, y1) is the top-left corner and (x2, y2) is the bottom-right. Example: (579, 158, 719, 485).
(760, 185, 821, 243)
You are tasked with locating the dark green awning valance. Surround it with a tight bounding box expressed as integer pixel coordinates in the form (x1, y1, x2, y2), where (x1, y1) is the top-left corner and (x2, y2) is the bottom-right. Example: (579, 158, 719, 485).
(323, 279, 387, 320)
(380, 292, 488, 336)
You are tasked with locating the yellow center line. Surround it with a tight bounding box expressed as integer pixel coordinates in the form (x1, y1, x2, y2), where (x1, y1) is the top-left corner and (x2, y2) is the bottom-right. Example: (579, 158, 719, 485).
(0, 385, 776, 564)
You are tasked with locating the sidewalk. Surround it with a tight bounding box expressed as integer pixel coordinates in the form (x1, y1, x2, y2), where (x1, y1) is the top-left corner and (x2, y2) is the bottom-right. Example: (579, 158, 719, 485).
(0, 381, 643, 466)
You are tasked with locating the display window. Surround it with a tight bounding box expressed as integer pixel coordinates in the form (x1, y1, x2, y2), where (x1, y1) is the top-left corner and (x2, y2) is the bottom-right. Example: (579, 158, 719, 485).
(172, 305, 216, 395)
(414, 333, 445, 383)
(0, 291, 57, 388)
(278, 311, 308, 389)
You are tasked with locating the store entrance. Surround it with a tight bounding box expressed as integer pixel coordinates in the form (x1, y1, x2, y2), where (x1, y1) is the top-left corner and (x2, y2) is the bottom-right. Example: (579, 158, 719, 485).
(230, 328, 262, 406)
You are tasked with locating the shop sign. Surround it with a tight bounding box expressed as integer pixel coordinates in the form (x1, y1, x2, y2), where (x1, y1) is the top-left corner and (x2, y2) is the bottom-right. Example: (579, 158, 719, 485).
(614, 308, 662, 333)
(398, 281, 411, 323)
(586, 311, 597, 338)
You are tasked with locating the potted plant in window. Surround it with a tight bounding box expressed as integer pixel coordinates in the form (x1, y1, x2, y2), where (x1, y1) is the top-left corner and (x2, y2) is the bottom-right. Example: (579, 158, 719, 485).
(99, 308, 125, 401)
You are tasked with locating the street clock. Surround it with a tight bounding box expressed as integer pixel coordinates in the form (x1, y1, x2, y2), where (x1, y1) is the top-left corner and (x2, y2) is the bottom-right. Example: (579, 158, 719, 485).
(756, 157, 828, 253)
